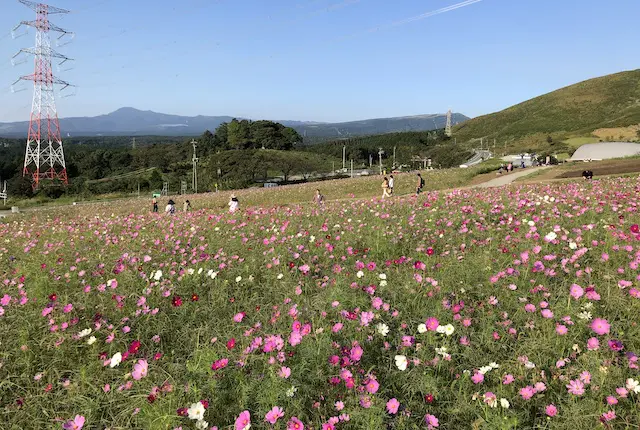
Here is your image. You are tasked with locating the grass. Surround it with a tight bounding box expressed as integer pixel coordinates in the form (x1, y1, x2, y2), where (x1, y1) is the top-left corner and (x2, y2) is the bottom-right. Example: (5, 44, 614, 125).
(2, 163, 503, 214)
(453, 69, 640, 153)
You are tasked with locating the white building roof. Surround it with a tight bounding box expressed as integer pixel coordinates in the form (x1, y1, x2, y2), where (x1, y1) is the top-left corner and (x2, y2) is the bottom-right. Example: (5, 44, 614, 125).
(570, 142, 640, 161)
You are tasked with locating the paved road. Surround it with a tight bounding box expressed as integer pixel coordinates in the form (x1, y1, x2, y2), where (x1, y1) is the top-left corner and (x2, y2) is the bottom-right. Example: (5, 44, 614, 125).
(474, 166, 550, 188)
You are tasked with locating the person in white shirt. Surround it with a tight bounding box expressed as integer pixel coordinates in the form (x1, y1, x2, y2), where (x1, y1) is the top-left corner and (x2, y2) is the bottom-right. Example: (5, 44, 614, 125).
(388, 175, 394, 195)
(228, 194, 239, 213)
(165, 199, 175, 214)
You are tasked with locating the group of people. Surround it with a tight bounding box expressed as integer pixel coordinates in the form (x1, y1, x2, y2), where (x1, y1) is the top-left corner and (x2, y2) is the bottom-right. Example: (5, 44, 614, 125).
(153, 198, 192, 214)
(152, 195, 240, 214)
(381, 173, 424, 199)
(153, 173, 428, 214)
(582, 170, 594, 180)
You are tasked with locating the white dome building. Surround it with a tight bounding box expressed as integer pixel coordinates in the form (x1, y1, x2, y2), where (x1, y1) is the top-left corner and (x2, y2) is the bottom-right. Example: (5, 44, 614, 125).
(570, 142, 640, 161)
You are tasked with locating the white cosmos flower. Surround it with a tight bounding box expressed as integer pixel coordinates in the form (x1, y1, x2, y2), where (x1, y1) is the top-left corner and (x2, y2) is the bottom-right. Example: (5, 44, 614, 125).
(78, 328, 92, 338)
(525, 361, 536, 369)
(436, 325, 446, 334)
(479, 366, 492, 375)
(443, 324, 455, 336)
(197, 268, 203, 274)
(379, 273, 387, 280)
(235, 276, 242, 283)
(577, 311, 592, 321)
(277, 273, 284, 279)
(356, 270, 364, 278)
(187, 401, 205, 421)
(527, 221, 535, 227)
(153, 270, 163, 281)
(394, 355, 408, 371)
(309, 235, 315, 243)
(626, 378, 640, 394)
(210, 271, 218, 279)
(545, 232, 557, 241)
(569, 242, 577, 250)
(379, 280, 387, 287)
(195, 420, 208, 430)
(489, 362, 500, 369)
(87, 336, 96, 345)
(286, 386, 298, 397)
(109, 352, 122, 368)
(376, 323, 389, 336)
(187, 268, 195, 275)
(417, 324, 428, 334)
(500, 398, 510, 409)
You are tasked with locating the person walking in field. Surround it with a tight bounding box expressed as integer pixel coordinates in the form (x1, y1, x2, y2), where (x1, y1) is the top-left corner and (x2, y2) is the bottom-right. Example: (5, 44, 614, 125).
(388, 175, 395, 196)
(313, 189, 325, 206)
(152, 197, 158, 213)
(416, 173, 425, 195)
(165, 199, 176, 215)
(228, 194, 239, 213)
(382, 177, 391, 199)
(183, 200, 191, 212)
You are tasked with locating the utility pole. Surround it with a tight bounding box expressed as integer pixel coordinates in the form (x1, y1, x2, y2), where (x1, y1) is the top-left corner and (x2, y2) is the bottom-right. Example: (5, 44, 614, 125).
(350, 159, 353, 178)
(191, 139, 199, 194)
(378, 147, 384, 175)
(342, 145, 346, 170)
(132, 137, 136, 150)
(393, 146, 396, 169)
(14, 0, 74, 191)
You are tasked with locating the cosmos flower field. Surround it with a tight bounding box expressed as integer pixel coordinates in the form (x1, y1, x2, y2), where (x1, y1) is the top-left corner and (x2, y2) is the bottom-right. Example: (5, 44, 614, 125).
(1, 176, 640, 429)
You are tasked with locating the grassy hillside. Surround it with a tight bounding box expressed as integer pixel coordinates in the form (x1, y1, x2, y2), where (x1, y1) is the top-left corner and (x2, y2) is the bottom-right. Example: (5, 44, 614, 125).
(454, 69, 640, 153)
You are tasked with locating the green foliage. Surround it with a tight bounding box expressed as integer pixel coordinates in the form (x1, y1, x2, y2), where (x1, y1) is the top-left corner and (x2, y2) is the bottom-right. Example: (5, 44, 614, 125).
(213, 119, 302, 151)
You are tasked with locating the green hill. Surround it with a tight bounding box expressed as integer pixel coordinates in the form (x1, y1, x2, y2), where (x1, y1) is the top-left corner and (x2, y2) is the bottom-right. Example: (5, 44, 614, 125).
(454, 69, 640, 152)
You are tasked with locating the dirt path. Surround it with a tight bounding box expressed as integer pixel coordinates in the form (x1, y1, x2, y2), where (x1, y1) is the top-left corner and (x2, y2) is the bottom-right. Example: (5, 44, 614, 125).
(473, 166, 551, 188)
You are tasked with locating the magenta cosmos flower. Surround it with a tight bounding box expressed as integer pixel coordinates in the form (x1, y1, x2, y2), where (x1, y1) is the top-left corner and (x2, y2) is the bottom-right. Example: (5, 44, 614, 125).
(235, 410, 251, 430)
(287, 417, 304, 430)
(425, 317, 439, 331)
(62, 415, 85, 430)
(591, 318, 610, 335)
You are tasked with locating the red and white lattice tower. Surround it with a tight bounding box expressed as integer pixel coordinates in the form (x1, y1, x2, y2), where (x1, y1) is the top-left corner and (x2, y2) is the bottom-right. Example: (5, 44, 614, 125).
(13, 0, 74, 190)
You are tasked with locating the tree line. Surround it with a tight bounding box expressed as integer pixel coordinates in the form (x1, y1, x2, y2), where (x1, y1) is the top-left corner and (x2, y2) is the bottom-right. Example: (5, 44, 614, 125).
(0, 120, 468, 200)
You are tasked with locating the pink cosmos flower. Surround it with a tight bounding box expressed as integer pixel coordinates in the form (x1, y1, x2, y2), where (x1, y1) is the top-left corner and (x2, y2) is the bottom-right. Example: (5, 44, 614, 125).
(425, 414, 439, 428)
(566, 379, 585, 396)
(131, 359, 148, 380)
(601, 410, 616, 422)
(591, 318, 610, 336)
(545, 404, 557, 417)
(265, 406, 284, 425)
(569, 284, 584, 299)
(520, 386, 535, 400)
(278, 367, 291, 379)
(235, 410, 251, 430)
(233, 312, 245, 323)
(587, 337, 600, 350)
(471, 372, 484, 384)
(365, 378, 379, 394)
(62, 415, 85, 430)
(556, 325, 568, 335)
(386, 398, 399, 414)
(287, 417, 304, 430)
(335, 401, 344, 411)
(502, 374, 514, 385)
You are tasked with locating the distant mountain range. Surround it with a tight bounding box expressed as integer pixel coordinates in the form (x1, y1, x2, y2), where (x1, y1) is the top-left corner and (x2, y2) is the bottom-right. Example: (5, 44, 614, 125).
(0, 107, 470, 140)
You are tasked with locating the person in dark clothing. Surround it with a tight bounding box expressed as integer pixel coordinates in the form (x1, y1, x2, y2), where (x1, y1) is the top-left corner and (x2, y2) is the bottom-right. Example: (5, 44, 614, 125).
(416, 173, 425, 195)
(152, 197, 158, 213)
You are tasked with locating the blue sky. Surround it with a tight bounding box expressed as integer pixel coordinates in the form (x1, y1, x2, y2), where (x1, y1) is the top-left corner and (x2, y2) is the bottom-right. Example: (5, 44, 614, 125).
(0, 0, 638, 123)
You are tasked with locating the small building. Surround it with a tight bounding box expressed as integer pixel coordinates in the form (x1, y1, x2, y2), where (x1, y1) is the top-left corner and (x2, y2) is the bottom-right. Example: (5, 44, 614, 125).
(570, 142, 640, 161)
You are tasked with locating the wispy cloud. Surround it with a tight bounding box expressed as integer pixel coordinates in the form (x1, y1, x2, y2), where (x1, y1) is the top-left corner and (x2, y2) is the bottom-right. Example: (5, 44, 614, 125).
(333, 0, 483, 42)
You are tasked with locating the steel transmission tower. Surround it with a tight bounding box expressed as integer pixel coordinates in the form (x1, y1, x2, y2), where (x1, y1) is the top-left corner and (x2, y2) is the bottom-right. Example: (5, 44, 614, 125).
(13, 0, 74, 190)
(444, 110, 453, 138)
